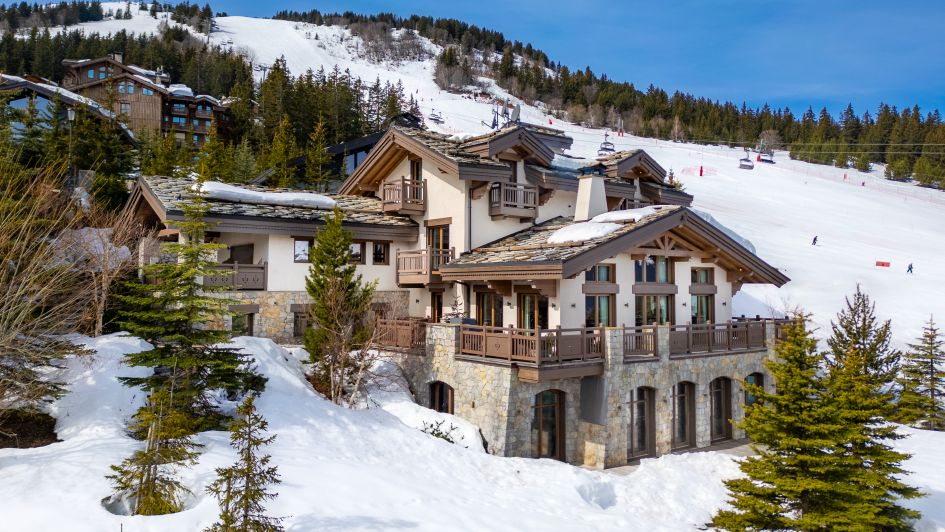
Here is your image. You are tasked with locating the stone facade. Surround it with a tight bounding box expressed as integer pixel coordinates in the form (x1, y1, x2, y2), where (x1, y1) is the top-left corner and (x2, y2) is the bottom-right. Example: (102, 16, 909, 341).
(214, 289, 409, 343)
(397, 323, 777, 468)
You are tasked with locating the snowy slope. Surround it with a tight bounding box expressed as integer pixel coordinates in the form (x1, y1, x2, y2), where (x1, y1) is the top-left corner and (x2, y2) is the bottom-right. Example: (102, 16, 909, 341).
(2, 335, 943, 531)
(49, 6, 945, 346)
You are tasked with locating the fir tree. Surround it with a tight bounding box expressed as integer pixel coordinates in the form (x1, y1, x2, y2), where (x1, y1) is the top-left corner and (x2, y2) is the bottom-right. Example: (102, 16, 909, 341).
(826, 333, 923, 528)
(230, 138, 257, 183)
(108, 385, 202, 515)
(303, 119, 333, 190)
(266, 115, 299, 188)
(825, 285, 901, 393)
(141, 131, 182, 177)
(896, 317, 945, 429)
(196, 127, 231, 182)
(303, 208, 376, 402)
(117, 180, 263, 431)
(712, 317, 860, 531)
(205, 395, 283, 532)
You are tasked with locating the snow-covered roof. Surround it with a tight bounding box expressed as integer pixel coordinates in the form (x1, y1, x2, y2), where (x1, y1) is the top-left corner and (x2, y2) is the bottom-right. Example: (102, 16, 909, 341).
(198, 181, 337, 210)
(168, 84, 193, 97)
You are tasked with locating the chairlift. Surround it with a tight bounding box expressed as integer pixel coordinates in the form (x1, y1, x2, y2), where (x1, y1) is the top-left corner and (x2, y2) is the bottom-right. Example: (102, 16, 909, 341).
(428, 108, 444, 124)
(758, 151, 775, 164)
(739, 157, 755, 170)
(597, 132, 616, 156)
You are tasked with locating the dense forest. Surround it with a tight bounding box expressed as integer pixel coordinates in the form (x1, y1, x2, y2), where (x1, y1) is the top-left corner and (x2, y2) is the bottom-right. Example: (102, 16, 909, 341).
(276, 8, 945, 187)
(0, 2, 944, 187)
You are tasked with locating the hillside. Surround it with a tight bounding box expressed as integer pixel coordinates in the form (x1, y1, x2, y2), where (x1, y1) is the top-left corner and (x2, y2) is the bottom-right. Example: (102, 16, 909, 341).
(44, 4, 945, 346)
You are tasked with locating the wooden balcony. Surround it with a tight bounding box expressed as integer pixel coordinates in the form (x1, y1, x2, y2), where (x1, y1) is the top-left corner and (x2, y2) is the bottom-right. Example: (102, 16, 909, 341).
(170, 106, 188, 116)
(396, 247, 454, 286)
(458, 325, 604, 382)
(203, 262, 267, 291)
(668, 321, 767, 357)
(488, 181, 538, 220)
(375, 318, 427, 352)
(195, 109, 213, 119)
(622, 325, 659, 361)
(382, 178, 426, 215)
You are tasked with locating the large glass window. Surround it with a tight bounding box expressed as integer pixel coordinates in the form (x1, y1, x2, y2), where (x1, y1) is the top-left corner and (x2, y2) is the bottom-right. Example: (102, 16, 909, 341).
(635, 295, 674, 326)
(519, 293, 549, 330)
(430, 292, 443, 323)
(427, 225, 450, 272)
(671, 382, 695, 450)
(691, 268, 713, 284)
(476, 292, 503, 327)
(691, 295, 714, 324)
(628, 387, 655, 460)
(532, 390, 564, 460)
(635, 256, 674, 283)
(585, 294, 614, 327)
(710, 377, 733, 442)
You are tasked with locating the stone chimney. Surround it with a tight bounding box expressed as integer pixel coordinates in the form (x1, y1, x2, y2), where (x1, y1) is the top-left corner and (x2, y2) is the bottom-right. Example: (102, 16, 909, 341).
(574, 172, 607, 221)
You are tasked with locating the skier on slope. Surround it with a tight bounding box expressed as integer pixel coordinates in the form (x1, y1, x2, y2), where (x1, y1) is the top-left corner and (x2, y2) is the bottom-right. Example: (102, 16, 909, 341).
(811, 236, 818, 246)
(907, 263, 914, 274)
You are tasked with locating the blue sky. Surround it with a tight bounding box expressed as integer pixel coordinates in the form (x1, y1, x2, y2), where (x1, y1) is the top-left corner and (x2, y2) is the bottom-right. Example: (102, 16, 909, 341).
(213, 0, 944, 116)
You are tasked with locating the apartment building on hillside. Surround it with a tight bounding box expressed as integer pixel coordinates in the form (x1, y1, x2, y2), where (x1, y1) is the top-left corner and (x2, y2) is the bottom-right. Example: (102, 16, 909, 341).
(130, 122, 790, 468)
(61, 53, 228, 145)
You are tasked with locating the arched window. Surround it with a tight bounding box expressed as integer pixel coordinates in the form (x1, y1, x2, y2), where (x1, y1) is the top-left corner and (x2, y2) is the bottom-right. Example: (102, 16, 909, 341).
(628, 386, 656, 460)
(671, 381, 695, 450)
(710, 377, 733, 442)
(429, 381, 454, 414)
(532, 390, 565, 460)
(744, 372, 764, 407)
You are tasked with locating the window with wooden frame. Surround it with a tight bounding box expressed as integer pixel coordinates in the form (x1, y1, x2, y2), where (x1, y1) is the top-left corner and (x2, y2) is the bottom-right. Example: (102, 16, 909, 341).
(293, 238, 312, 263)
(634, 256, 674, 283)
(710, 377, 733, 442)
(430, 292, 443, 323)
(410, 158, 422, 181)
(349, 241, 366, 265)
(476, 291, 503, 327)
(372, 242, 390, 265)
(691, 294, 714, 324)
(518, 293, 549, 330)
(671, 381, 695, 450)
(585, 263, 615, 282)
(429, 381, 454, 414)
(532, 390, 565, 461)
(691, 267, 714, 284)
(232, 313, 254, 337)
(635, 295, 674, 326)
(745, 372, 764, 407)
(585, 294, 615, 327)
(628, 386, 656, 460)
(292, 311, 308, 338)
(427, 224, 450, 272)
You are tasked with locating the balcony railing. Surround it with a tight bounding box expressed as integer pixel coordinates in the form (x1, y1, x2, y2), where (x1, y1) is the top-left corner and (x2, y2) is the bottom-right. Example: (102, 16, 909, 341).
(170, 106, 188, 116)
(622, 325, 659, 360)
(488, 181, 538, 220)
(396, 247, 454, 285)
(195, 109, 213, 119)
(376, 318, 427, 352)
(382, 177, 426, 215)
(203, 262, 267, 290)
(668, 321, 767, 357)
(458, 325, 604, 368)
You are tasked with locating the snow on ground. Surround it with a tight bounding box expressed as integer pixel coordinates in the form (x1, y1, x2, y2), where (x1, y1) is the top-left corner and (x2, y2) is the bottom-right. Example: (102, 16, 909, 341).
(0, 335, 753, 531)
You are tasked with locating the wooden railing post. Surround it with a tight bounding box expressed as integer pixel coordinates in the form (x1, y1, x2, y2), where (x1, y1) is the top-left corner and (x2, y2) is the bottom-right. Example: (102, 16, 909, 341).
(726, 321, 732, 351)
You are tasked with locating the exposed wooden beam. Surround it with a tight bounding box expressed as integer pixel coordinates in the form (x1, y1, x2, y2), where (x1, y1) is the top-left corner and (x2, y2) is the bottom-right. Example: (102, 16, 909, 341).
(487, 280, 513, 297)
(528, 280, 558, 297)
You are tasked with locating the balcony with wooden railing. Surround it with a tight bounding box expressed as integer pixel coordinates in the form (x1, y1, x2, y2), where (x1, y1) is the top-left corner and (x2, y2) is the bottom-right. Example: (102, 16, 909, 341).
(375, 318, 427, 352)
(382, 177, 426, 215)
(668, 320, 767, 357)
(194, 108, 214, 119)
(488, 181, 538, 220)
(203, 262, 267, 290)
(622, 325, 659, 361)
(396, 247, 454, 286)
(458, 325, 604, 382)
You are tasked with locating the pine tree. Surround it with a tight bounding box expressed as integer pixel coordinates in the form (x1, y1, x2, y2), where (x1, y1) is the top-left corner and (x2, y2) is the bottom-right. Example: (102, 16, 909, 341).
(896, 317, 945, 429)
(205, 395, 283, 532)
(303, 208, 376, 403)
(117, 180, 263, 431)
(141, 132, 182, 177)
(826, 334, 923, 528)
(196, 127, 231, 182)
(230, 138, 257, 183)
(825, 285, 901, 393)
(108, 386, 202, 515)
(303, 119, 333, 191)
(266, 115, 299, 188)
(713, 317, 859, 531)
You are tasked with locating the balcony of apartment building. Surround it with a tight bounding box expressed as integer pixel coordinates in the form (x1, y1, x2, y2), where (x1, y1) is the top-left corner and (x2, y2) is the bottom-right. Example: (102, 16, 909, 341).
(382, 177, 426, 215)
(202, 262, 267, 290)
(170, 103, 189, 116)
(194, 106, 214, 119)
(395, 246, 454, 286)
(488, 181, 538, 220)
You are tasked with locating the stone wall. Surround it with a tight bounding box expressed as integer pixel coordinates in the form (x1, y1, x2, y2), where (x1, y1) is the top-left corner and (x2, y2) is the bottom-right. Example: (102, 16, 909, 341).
(396, 323, 778, 468)
(213, 289, 409, 343)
